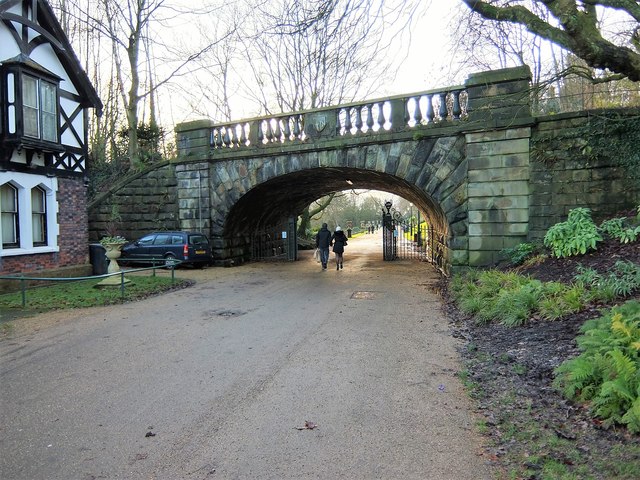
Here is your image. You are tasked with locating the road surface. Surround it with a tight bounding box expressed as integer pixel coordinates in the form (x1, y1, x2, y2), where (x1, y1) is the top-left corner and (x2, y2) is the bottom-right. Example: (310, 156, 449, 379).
(0, 234, 493, 479)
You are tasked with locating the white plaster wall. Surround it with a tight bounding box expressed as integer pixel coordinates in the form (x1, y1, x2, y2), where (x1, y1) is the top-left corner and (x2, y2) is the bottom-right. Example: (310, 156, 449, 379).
(0, 172, 60, 256)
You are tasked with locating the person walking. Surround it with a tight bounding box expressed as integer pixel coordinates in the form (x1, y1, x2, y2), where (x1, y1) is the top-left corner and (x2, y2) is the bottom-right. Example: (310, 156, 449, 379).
(331, 226, 348, 270)
(315, 223, 332, 270)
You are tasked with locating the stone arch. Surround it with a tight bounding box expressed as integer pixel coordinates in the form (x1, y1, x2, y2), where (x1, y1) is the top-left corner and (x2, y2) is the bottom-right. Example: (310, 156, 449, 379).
(199, 135, 468, 266)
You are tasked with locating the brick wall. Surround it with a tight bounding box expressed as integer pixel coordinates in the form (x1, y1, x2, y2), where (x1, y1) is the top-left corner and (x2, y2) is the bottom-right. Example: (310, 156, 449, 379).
(58, 177, 89, 266)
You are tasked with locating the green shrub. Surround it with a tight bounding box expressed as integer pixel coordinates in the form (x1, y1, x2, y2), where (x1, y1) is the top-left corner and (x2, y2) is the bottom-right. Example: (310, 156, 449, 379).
(554, 301, 640, 433)
(495, 281, 544, 326)
(544, 208, 603, 258)
(600, 217, 640, 244)
(574, 261, 640, 300)
(537, 282, 588, 320)
(599, 217, 626, 238)
(500, 242, 539, 266)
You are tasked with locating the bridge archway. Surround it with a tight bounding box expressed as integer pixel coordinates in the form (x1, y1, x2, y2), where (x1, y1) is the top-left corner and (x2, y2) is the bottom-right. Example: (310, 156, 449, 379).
(89, 66, 640, 272)
(225, 167, 449, 237)
(223, 166, 451, 269)
(198, 132, 466, 268)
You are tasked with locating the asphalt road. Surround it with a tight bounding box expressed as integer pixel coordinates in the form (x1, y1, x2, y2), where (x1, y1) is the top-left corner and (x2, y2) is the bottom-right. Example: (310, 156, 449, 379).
(0, 234, 493, 480)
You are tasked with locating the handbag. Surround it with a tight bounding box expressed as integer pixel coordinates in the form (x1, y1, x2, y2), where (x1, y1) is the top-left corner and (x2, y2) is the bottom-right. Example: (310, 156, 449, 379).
(314, 248, 320, 262)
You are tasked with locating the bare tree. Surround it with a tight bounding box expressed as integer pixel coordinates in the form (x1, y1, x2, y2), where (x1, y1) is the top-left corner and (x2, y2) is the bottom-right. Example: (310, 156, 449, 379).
(460, 0, 640, 82)
(53, 0, 232, 170)
(238, 0, 409, 114)
(229, 0, 411, 236)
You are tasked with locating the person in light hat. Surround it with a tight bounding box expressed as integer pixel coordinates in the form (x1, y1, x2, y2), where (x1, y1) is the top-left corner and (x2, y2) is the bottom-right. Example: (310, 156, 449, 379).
(331, 226, 348, 270)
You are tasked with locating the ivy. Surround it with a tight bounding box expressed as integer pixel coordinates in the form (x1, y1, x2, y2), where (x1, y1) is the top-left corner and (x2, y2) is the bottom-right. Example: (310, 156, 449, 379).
(531, 112, 640, 177)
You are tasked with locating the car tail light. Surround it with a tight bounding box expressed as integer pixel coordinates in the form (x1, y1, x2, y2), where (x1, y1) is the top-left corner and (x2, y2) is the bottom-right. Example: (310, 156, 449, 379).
(183, 244, 189, 258)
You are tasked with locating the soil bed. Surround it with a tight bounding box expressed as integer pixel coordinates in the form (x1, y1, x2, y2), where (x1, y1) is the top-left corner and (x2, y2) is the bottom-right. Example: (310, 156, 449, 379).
(445, 237, 640, 479)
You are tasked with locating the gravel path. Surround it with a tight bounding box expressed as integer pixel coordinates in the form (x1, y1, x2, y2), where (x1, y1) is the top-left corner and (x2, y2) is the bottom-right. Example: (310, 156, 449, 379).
(0, 234, 493, 479)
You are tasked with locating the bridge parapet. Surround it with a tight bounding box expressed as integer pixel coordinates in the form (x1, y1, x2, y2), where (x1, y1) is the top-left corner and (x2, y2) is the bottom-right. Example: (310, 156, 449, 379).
(175, 85, 468, 158)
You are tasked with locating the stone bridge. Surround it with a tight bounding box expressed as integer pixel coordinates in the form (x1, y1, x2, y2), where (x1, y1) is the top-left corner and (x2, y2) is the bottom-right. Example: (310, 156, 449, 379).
(89, 66, 639, 270)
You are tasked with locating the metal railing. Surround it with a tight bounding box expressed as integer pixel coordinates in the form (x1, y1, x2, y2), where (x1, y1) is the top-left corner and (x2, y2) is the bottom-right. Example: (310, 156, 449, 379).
(0, 259, 183, 308)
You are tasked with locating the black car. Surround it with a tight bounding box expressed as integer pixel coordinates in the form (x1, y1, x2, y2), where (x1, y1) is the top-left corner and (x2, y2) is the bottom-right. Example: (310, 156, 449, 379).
(120, 231, 213, 267)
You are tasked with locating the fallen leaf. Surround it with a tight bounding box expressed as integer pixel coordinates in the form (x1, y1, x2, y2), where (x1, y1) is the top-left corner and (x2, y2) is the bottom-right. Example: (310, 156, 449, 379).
(295, 421, 318, 430)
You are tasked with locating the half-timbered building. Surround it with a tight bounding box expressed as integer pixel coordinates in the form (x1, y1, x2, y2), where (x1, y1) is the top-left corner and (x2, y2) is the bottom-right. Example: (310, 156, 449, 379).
(0, 0, 102, 275)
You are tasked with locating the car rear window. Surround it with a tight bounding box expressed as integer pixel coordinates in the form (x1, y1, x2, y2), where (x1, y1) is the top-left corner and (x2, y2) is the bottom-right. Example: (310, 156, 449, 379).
(189, 235, 208, 246)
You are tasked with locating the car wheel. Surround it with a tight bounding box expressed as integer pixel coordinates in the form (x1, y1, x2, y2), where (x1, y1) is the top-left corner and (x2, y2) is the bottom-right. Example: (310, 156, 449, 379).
(164, 253, 178, 269)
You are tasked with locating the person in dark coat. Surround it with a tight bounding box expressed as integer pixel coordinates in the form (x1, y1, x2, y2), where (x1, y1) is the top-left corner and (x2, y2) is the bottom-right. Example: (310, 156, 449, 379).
(315, 223, 332, 270)
(331, 226, 348, 270)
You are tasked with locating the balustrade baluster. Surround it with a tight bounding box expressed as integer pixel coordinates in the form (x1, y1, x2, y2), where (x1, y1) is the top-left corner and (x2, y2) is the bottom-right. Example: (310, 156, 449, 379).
(425, 95, 434, 124)
(215, 128, 223, 148)
(233, 125, 241, 147)
(377, 102, 385, 130)
(293, 115, 301, 139)
(273, 119, 282, 142)
(257, 121, 264, 143)
(344, 107, 352, 134)
(414, 96, 423, 125)
(223, 127, 231, 147)
(265, 120, 274, 142)
(355, 106, 363, 133)
(240, 123, 247, 145)
(404, 99, 411, 125)
(282, 116, 291, 141)
(366, 104, 374, 131)
(439, 92, 448, 120)
(452, 90, 462, 120)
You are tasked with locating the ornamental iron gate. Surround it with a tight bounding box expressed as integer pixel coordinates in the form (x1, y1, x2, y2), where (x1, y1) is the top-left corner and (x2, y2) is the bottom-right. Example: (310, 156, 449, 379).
(251, 217, 297, 261)
(381, 201, 448, 274)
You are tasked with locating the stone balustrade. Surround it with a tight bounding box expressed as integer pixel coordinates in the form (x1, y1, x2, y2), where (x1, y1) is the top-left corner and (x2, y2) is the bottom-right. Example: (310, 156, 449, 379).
(176, 86, 467, 157)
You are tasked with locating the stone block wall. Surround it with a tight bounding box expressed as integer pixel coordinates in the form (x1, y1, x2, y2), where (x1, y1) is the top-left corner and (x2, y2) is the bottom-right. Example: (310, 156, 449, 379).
(529, 113, 640, 240)
(465, 128, 532, 266)
(88, 164, 179, 242)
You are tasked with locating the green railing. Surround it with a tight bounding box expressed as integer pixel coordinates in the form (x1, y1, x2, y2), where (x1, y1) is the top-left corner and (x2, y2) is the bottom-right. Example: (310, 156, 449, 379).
(0, 259, 182, 308)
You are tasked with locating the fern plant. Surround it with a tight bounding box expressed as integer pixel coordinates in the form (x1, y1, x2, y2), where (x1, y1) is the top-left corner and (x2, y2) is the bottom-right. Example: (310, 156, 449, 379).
(554, 301, 640, 433)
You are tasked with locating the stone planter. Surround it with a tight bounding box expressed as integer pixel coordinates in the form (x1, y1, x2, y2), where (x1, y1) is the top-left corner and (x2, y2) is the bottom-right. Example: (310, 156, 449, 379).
(96, 242, 131, 287)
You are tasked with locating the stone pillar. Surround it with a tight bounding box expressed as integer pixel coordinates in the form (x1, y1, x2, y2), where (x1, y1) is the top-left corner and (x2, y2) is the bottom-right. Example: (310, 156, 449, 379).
(466, 128, 532, 266)
(175, 119, 215, 158)
(175, 162, 211, 234)
(465, 65, 532, 127)
(464, 66, 534, 266)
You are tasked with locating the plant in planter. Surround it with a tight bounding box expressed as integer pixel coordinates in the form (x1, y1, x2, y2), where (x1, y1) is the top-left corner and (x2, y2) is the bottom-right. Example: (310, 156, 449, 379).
(99, 235, 127, 246)
(96, 230, 130, 286)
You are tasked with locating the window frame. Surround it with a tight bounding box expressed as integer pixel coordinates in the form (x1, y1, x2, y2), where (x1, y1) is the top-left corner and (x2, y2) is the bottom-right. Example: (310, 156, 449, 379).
(22, 74, 58, 143)
(1, 183, 20, 249)
(0, 173, 59, 257)
(31, 186, 47, 246)
(1, 60, 62, 151)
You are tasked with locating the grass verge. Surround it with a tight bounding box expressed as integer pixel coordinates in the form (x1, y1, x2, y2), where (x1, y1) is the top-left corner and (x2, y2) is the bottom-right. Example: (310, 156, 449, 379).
(0, 275, 193, 321)
(460, 345, 640, 480)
